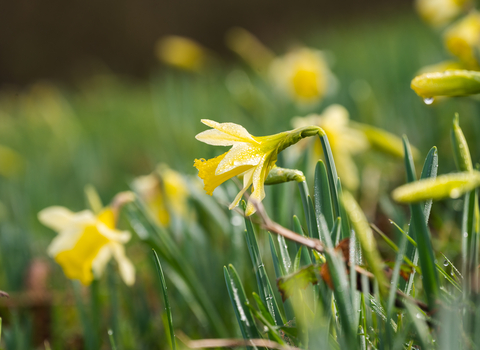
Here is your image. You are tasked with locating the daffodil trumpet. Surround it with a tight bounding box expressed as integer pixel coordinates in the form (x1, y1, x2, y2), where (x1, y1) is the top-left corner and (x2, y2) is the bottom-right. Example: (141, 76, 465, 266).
(194, 119, 326, 216)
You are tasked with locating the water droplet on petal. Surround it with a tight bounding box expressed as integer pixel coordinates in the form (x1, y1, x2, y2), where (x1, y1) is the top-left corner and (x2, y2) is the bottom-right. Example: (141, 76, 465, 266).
(423, 97, 434, 105)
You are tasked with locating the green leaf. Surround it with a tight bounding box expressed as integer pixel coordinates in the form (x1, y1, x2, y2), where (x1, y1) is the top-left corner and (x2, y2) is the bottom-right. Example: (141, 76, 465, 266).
(243, 202, 285, 326)
(224, 265, 261, 347)
(402, 138, 439, 310)
(152, 250, 176, 350)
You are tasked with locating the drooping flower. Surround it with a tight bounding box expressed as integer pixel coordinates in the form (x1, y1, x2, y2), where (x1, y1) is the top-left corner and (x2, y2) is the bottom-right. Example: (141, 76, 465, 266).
(415, 0, 470, 27)
(269, 48, 335, 106)
(292, 105, 368, 191)
(132, 164, 189, 226)
(194, 119, 320, 216)
(444, 12, 480, 69)
(155, 35, 209, 72)
(38, 203, 135, 286)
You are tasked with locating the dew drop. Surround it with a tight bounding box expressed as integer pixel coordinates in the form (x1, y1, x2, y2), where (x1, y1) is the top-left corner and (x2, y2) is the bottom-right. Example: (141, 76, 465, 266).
(423, 97, 434, 105)
(108, 329, 113, 336)
(443, 260, 449, 267)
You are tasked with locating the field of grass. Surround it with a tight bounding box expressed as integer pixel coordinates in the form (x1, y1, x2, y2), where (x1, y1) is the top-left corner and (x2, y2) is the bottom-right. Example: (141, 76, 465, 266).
(1, 7, 480, 350)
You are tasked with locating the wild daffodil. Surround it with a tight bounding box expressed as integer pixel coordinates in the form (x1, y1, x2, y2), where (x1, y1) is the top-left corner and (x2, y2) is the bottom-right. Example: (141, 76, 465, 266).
(292, 105, 368, 191)
(38, 203, 135, 286)
(194, 119, 321, 215)
(415, 0, 470, 27)
(444, 12, 480, 69)
(269, 48, 335, 106)
(132, 164, 189, 226)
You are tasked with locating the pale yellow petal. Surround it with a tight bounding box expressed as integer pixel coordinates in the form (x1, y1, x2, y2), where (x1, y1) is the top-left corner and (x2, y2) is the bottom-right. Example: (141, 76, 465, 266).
(47, 228, 84, 256)
(216, 143, 264, 175)
(38, 206, 94, 232)
(229, 168, 255, 209)
(245, 152, 276, 215)
(200, 119, 259, 144)
(111, 244, 136, 286)
(196, 129, 248, 146)
(91, 245, 113, 278)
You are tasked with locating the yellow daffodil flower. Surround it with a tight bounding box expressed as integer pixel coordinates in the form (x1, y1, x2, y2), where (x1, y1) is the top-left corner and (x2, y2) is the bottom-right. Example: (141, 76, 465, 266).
(194, 119, 321, 216)
(38, 206, 135, 286)
(132, 164, 189, 226)
(292, 105, 368, 191)
(444, 12, 480, 69)
(415, 0, 470, 27)
(155, 35, 209, 72)
(269, 48, 334, 106)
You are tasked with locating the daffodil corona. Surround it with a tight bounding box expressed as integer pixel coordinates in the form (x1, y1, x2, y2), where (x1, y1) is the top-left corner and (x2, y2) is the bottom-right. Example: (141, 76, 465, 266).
(38, 206, 135, 286)
(194, 119, 321, 215)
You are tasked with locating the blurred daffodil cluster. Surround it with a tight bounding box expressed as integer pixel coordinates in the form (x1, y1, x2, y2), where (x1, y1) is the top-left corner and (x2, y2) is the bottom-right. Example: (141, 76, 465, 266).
(38, 192, 136, 286)
(156, 28, 335, 107)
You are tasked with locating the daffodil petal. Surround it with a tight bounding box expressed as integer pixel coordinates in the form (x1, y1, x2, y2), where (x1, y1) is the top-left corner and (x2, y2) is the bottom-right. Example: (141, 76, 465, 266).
(245, 153, 275, 215)
(229, 168, 255, 209)
(200, 119, 259, 144)
(38, 206, 95, 232)
(216, 143, 264, 175)
(196, 129, 248, 146)
(91, 245, 113, 278)
(47, 228, 84, 256)
(111, 243, 136, 286)
(97, 223, 131, 243)
(194, 152, 252, 195)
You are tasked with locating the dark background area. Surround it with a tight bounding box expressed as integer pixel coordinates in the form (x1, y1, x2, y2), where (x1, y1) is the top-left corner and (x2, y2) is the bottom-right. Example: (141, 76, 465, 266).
(0, 0, 409, 87)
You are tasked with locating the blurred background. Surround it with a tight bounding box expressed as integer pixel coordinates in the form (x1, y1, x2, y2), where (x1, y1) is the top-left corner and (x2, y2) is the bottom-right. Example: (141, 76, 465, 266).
(1, 0, 478, 349)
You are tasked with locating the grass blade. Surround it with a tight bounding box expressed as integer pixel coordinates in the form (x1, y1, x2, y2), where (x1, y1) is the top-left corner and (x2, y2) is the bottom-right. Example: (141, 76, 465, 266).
(224, 264, 261, 347)
(152, 249, 176, 350)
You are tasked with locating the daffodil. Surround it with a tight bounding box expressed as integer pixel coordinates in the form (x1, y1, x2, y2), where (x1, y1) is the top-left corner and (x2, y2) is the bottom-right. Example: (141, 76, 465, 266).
(292, 105, 368, 191)
(194, 119, 320, 216)
(38, 206, 135, 286)
(415, 0, 470, 27)
(155, 35, 209, 72)
(132, 164, 189, 226)
(444, 12, 480, 69)
(269, 48, 334, 106)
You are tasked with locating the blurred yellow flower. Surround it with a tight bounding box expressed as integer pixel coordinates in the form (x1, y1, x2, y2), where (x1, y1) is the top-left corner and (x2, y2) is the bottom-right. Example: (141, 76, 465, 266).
(38, 206, 135, 286)
(415, 0, 470, 27)
(132, 165, 189, 226)
(292, 105, 368, 191)
(444, 12, 480, 69)
(194, 119, 320, 215)
(269, 48, 334, 106)
(155, 35, 208, 72)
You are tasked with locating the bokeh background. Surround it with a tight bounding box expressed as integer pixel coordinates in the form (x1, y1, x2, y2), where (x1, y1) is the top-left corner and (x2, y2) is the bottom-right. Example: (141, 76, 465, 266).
(1, 0, 479, 349)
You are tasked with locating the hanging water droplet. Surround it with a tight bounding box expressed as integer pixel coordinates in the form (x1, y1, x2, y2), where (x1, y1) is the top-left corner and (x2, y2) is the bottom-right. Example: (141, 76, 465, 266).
(443, 260, 449, 267)
(108, 329, 113, 336)
(464, 232, 469, 238)
(423, 97, 434, 105)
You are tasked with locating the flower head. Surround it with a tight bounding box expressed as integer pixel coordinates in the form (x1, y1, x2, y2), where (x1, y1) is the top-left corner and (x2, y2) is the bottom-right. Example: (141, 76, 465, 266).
(292, 105, 368, 191)
(155, 36, 208, 72)
(415, 0, 470, 27)
(194, 119, 319, 215)
(444, 12, 480, 69)
(38, 205, 135, 286)
(269, 48, 334, 106)
(132, 164, 189, 226)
